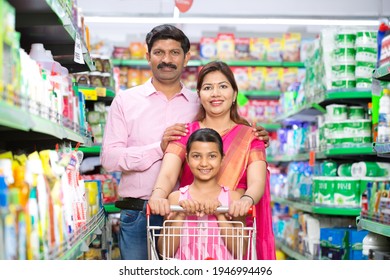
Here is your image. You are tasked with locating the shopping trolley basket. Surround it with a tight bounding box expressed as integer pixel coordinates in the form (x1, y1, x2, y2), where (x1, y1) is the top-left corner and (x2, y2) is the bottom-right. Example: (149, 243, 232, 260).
(146, 204, 256, 260)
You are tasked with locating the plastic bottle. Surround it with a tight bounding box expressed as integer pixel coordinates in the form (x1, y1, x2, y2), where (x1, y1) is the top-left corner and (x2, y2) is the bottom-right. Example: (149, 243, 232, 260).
(27, 187, 40, 260)
(377, 89, 390, 143)
(0, 174, 8, 260)
(377, 22, 390, 67)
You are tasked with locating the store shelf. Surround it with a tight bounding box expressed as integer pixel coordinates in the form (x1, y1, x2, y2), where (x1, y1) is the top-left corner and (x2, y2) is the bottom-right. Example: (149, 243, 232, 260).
(267, 153, 310, 162)
(276, 103, 325, 123)
(269, 144, 375, 163)
(49, 208, 106, 260)
(78, 85, 115, 101)
(104, 203, 121, 213)
(275, 240, 311, 260)
(357, 217, 390, 237)
(373, 142, 390, 158)
(372, 63, 390, 81)
(0, 100, 91, 147)
(318, 89, 372, 107)
(272, 196, 361, 216)
(258, 123, 281, 131)
(79, 145, 101, 155)
(8, 0, 95, 73)
(112, 59, 305, 68)
(0, 102, 32, 131)
(321, 144, 375, 157)
(241, 90, 280, 99)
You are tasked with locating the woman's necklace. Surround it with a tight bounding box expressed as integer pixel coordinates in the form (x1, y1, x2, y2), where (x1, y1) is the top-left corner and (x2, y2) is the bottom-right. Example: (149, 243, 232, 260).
(201, 120, 235, 135)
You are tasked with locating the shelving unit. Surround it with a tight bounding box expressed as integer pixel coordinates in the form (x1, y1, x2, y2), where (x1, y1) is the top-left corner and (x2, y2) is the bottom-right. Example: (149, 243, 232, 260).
(275, 240, 312, 260)
(272, 196, 361, 216)
(357, 218, 390, 238)
(0, 0, 104, 260)
(111, 58, 305, 68)
(0, 98, 92, 150)
(48, 208, 107, 260)
(8, 0, 95, 73)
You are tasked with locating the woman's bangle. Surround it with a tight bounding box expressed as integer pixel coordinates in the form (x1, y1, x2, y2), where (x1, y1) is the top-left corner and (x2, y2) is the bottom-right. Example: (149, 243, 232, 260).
(241, 194, 255, 205)
(152, 187, 167, 196)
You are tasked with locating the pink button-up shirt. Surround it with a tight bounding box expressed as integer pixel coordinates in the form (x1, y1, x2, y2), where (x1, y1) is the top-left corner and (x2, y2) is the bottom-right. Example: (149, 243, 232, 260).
(101, 79, 199, 199)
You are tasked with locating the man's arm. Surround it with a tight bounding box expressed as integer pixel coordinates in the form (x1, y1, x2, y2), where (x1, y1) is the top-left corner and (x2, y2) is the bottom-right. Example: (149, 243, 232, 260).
(101, 95, 163, 172)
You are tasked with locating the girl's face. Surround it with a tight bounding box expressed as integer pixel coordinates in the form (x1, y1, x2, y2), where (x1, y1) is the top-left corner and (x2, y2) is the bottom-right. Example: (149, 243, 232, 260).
(198, 71, 237, 118)
(186, 141, 222, 182)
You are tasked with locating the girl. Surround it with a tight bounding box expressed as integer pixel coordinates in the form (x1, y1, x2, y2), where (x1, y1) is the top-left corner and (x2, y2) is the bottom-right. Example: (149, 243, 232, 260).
(157, 128, 249, 260)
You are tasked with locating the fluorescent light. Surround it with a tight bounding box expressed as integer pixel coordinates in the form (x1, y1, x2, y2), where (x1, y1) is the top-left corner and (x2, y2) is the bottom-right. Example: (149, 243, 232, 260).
(84, 16, 379, 26)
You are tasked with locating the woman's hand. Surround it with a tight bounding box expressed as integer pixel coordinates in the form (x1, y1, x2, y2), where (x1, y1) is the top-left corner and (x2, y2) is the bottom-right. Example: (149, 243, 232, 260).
(228, 196, 253, 217)
(160, 123, 188, 152)
(252, 124, 270, 148)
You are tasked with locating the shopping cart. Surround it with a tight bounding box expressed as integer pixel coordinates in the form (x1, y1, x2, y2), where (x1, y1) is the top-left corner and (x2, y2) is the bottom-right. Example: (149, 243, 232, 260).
(146, 204, 256, 260)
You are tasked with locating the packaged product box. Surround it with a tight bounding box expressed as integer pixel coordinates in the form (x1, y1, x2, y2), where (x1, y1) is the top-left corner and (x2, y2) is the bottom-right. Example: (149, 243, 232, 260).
(127, 68, 141, 88)
(235, 37, 250, 60)
(349, 229, 369, 260)
(280, 67, 298, 92)
(313, 176, 335, 205)
(112, 46, 131, 59)
(266, 37, 283, 62)
(200, 37, 217, 60)
(190, 42, 200, 60)
(249, 37, 268, 60)
(140, 69, 152, 84)
(0, 0, 16, 95)
(181, 66, 198, 90)
(264, 67, 282, 91)
(282, 33, 301, 62)
(248, 66, 266, 90)
(129, 42, 146, 60)
(231, 66, 249, 91)
(333, 177, 361, 207)
(216, 33, 235, 60)
(300, 38, 314, 63)
(320, 227, 349, 249)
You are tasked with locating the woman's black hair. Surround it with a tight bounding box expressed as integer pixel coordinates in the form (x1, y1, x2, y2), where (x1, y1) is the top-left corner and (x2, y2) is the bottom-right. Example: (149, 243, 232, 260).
(186, 128, 224, 156)
(145, 24, 191, 54)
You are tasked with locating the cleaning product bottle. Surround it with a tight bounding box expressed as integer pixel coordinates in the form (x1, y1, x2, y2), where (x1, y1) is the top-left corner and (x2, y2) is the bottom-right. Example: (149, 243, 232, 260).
(0, 174, 8, 260)
(377, 22, 390, 67)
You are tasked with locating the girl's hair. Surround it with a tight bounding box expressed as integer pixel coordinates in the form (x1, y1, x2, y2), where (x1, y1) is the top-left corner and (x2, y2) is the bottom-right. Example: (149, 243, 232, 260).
(195, 61, 250, 126)
(186, 128, 224, 156)
(145, 24, 191, 54)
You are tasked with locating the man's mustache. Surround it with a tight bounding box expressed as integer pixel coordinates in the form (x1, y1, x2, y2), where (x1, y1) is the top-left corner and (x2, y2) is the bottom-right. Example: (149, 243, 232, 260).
(157, 63, 177, 69)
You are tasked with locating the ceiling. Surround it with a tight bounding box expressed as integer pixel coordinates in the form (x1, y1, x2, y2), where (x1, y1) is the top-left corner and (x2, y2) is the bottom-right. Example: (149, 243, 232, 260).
(77, 0, 390, 50)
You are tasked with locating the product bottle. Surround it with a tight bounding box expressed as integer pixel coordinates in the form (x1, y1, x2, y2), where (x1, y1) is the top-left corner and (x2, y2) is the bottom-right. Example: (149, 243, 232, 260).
(377, 22, 390, 67)
(377, 89, 390, 143)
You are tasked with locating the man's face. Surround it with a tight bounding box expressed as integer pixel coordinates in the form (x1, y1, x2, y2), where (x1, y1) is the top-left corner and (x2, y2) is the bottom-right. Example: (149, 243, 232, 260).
(146, 39, 190, 85)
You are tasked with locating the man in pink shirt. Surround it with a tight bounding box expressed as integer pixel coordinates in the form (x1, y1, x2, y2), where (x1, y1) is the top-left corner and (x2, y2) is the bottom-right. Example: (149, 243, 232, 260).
(101, 24, 269, 260)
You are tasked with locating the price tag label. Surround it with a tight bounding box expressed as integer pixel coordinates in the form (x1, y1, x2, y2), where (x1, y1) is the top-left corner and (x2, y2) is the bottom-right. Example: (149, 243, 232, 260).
(96, 87, 107, 97)
(74, 33, 85, 64)
(309, 150, 316, 166)
(81, 89, 97, 101)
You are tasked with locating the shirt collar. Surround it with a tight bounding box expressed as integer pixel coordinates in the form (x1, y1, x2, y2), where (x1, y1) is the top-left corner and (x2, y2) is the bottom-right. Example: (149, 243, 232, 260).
(143, 78, 194, 101)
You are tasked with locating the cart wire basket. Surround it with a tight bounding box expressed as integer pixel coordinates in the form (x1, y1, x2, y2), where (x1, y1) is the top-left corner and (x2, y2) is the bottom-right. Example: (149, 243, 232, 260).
(147, 204, 256, 260)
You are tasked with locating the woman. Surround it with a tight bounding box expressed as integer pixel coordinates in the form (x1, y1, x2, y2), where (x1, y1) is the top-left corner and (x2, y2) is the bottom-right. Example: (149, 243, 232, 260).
(149, 61, 275, 260)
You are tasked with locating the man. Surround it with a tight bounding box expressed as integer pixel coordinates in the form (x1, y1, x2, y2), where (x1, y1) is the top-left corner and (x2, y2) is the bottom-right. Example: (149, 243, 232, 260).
(101, 24, 269, 260)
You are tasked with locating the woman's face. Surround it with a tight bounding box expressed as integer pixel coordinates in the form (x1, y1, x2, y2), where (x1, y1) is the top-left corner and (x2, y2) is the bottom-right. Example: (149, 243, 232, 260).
(198, 71, 237, 118)
(186, 141, 222, 182)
